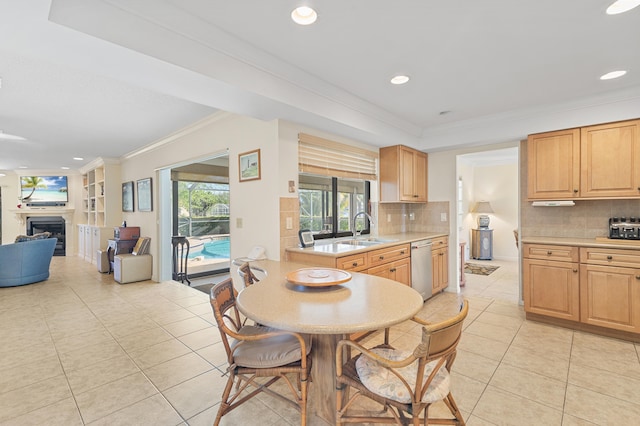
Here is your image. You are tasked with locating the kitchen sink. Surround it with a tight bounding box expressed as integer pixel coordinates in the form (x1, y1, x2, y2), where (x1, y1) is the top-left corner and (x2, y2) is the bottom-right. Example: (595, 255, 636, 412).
(336, 237, 398, 247)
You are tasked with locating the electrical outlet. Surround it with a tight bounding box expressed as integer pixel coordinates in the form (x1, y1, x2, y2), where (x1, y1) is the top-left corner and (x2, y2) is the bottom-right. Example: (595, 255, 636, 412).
(440, 213, 447, 222)
(236, 217, 243, 228)
(286, 217, 293, 229)
(387, 214, 391, 222)
(409, 212, 415, 221)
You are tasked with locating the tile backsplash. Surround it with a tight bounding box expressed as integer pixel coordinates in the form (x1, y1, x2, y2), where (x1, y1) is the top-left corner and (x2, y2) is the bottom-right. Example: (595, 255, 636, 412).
(375, 201, 449, 235)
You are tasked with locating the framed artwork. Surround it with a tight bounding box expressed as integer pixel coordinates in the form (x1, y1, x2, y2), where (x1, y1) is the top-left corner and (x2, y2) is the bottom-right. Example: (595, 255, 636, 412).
(122, 181, 134, 212)
(238, 149, 261, 182)
(137, 177, 153, 212)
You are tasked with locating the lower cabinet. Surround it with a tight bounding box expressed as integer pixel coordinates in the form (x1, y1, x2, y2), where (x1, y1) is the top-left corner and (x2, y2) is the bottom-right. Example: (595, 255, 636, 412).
(523, 258, 580, 321)
(432, 237, 449, 294)
(367, 258, 411, 286)
(580, 263, 640, 333)
(523, 243, 640, 336)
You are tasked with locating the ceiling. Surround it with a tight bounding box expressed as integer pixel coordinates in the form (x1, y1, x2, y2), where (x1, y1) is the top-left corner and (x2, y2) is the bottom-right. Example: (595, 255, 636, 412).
(1, 0, 640, 172)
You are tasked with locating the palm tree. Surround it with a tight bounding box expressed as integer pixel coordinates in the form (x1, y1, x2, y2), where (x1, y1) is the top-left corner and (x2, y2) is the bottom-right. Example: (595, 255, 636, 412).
(21, 176, 46, 200)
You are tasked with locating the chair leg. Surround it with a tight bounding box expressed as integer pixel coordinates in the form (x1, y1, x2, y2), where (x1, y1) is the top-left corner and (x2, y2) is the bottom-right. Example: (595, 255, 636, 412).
(214, 372, 236, 426)
(444, 393, 465, 425)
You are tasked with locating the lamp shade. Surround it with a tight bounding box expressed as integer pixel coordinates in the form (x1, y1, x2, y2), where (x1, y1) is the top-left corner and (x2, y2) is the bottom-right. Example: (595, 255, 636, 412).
(472, 201, 494, 214)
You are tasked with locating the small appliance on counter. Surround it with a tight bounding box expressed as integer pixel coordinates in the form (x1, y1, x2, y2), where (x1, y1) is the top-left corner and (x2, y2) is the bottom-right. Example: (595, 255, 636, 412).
(608, 217, 640, 240)
(298, 230, 314, 248)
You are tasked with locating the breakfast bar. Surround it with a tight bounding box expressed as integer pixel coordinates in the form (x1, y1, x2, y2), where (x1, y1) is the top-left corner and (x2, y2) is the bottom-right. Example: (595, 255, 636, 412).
(234, 260, 424, 425)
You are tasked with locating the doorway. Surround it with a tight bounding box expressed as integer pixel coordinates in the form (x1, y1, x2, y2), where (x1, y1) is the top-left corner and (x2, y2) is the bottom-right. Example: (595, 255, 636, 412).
(456, 147, 520, 303)
(157, 151, 230, 282)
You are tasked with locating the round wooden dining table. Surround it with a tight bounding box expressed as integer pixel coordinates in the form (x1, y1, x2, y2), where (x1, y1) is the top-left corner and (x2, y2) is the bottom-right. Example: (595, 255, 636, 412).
(235, 260, 424, 425)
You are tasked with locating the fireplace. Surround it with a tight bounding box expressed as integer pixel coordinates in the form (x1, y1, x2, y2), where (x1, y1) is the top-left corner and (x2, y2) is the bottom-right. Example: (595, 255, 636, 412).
(27, 216, 65, 256)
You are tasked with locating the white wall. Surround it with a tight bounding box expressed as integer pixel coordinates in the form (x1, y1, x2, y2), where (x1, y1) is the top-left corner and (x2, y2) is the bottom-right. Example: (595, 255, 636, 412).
(119, 112, 281, 280)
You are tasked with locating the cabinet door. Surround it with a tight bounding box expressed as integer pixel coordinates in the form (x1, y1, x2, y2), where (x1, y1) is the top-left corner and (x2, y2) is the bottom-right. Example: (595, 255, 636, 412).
(523, 259, 580, 321)
(580, 120, 640, 198)
(413, 151, 428, 202)
(392, 258, 411, 286)
(399, 147, 416, 201)
(432, 247, 448, 293)
(77, 225, 85, 258)
(580, 264, 640, 333)
(527, 128, 580, 199)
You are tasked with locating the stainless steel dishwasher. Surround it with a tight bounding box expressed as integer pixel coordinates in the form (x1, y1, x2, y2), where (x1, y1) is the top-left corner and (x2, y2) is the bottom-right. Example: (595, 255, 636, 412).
(411, 240, 433, 300)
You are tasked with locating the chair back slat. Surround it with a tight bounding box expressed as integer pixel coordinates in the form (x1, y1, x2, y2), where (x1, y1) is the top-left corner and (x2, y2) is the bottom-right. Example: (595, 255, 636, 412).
(237, 262, 260, 287)
(210, 278, 242, 359)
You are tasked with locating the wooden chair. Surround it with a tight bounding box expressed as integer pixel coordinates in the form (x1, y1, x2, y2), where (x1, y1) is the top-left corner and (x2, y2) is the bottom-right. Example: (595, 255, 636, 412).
(209, 278, 312, 426)
(336, 300, 469, 425)
(237, 261, 262, 287)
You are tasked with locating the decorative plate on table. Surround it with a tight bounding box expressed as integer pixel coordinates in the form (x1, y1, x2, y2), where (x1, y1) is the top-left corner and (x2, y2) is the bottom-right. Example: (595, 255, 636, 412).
(286, 268, 352, 287)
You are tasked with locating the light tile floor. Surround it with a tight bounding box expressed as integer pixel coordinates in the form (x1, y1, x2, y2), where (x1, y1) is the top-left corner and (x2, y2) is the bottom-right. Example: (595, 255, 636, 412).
(0, 256, 639, 425)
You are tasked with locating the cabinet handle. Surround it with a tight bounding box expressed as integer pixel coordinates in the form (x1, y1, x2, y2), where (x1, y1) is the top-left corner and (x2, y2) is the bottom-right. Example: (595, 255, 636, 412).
(573, 189, 578, 193)
(636, 276, 640, 280)
(573, 269, 578, 273)
(607, 255, 613, 260)
(379, 256, 384, 260)
(352, 262, 358, 267)
(439, 252, 444, 256)
(390, 268, 396, 273)
(400, 250, 405, 254)
(547, 251, 552, 255)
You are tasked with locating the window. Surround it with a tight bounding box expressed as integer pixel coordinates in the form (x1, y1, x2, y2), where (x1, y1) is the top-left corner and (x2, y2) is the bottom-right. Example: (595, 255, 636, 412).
(299, 174, 370, 239)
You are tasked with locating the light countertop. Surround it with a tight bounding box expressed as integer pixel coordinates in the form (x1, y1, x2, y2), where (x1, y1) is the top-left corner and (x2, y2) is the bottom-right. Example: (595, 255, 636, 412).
(233, 259, 424, 334)
(521, 236, 640, 250)
(285, 231, 448, 258)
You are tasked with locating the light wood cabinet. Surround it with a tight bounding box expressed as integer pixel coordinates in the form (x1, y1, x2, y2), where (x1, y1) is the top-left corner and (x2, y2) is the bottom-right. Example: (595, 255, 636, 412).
(579, 264, 640, 333)
(579, 246, 640, 333)
(336, 252, 368, 272)
(527, 128, 580, 200)
(81, 159, 122, 227)
(431, 236, 449, 294)
(523, 243, 640, 337)
(368, 258, 411, 286)
(527, 119, 640, 200)
(380, 145, 428, 202)
(580, 120, 640, 198)
(523, 257, 580, 321)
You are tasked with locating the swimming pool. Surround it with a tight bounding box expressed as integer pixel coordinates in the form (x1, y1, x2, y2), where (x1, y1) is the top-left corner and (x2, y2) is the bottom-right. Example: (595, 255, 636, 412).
(187, 237, 230, 259)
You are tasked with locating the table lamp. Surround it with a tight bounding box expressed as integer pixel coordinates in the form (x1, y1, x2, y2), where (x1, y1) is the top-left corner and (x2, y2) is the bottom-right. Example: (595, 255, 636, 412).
(472, 201, 494, 229)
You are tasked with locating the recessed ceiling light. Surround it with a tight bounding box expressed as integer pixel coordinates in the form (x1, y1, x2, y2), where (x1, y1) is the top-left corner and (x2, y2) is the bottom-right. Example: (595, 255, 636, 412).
(18, 166, 27, 169)
(606, 0, 640, 14)
(291, 6, 317, 25)
(73, 157, 84, 161)
(0, 173, 6, 177)
(600, 70, 627, 80)
(390, 75, 410, 85)
(61, 166, 70, 170)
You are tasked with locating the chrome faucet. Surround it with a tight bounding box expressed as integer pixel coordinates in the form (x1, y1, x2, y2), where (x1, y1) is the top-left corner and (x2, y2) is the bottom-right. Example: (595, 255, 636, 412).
(352, 211, 374, 239)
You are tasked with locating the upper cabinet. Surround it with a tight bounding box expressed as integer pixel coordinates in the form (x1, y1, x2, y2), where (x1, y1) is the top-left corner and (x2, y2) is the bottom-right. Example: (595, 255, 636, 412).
(527, 128, 580, 199)
(82, 159, 122, 227)
(527, 119, 640, 200)
(379, 145, 428, 202)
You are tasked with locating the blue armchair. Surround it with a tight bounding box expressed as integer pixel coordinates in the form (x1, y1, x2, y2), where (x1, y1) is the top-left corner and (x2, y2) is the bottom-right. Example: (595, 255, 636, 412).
(0, 238, 57, 287)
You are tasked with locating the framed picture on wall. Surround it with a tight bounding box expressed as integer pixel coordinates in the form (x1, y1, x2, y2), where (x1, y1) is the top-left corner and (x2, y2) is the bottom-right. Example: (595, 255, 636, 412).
(122, 181, 134, 212)
(137, 177, 153, 212)
(238, 149, 261, 182)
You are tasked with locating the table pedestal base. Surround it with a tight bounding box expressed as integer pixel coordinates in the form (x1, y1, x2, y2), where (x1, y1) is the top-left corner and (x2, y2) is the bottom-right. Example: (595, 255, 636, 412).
(308, 333, 347, 425)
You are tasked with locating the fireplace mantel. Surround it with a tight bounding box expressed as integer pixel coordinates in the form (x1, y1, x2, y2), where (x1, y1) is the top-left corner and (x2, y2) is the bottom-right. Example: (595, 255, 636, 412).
(10, 207, 75, 225)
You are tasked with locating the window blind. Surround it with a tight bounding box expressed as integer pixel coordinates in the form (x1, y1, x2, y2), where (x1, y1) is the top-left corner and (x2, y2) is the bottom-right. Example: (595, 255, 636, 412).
(298, 133, 378, 180)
